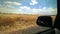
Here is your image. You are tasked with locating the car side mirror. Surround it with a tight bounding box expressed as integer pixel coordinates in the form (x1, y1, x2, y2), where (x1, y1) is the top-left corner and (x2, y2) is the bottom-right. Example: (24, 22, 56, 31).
(36, 16, 52, 27)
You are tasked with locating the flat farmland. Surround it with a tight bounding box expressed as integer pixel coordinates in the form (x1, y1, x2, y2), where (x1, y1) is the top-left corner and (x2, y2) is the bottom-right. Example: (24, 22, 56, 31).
(0, 14, 56, 34)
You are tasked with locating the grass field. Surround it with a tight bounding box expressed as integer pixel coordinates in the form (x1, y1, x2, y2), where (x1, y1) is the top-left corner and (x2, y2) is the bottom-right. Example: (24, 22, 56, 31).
(0, 14, 56, 34)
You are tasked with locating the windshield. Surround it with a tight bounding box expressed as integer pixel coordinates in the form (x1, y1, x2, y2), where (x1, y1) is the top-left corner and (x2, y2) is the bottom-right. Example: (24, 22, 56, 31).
(0, 0, 57, 15)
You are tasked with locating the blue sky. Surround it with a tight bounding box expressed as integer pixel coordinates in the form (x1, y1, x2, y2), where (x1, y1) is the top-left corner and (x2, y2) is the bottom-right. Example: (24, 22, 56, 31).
(0, 0, 57, 15)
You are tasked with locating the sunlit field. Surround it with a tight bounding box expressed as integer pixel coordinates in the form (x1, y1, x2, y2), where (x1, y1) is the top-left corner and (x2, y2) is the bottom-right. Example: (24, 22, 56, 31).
(0, 14, 56, 34)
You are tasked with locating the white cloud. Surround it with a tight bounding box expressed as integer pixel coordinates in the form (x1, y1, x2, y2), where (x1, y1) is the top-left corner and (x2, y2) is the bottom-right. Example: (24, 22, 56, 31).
(20, 6, 30, 10)
(1, 1, 22, 8)
(5, 1, 22, 5)
(0, 6, 57, 15)
(0, 8, 20, 14)
(5, 5, 15, 8)
(42, 7, 47, 9)
(19, 6, 57, 15)
(30, 0, 38, 5)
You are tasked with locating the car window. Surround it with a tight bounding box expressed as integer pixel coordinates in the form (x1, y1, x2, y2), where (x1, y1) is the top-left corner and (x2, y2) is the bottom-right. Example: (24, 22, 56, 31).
(0, 0, 57, 34)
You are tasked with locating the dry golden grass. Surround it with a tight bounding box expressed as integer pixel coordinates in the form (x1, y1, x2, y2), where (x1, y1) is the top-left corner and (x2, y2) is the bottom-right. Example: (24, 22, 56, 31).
(0, 14, 56, 34)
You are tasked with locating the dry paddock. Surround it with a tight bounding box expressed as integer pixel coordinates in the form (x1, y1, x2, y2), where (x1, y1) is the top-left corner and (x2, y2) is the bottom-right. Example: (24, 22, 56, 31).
(0, 14, 56, 34)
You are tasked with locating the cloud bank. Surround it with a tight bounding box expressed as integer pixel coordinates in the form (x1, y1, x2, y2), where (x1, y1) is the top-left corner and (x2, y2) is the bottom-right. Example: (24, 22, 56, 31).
(0, 6, 57, 15)
(4, 1, 22, 6)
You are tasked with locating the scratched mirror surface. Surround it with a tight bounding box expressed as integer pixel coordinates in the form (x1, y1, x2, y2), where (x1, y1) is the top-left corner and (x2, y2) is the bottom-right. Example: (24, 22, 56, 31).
(0, 0, 57, 34)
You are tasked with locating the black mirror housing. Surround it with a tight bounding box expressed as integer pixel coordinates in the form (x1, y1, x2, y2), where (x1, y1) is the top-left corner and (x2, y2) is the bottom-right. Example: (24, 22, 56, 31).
(36, 16, 52, 27)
